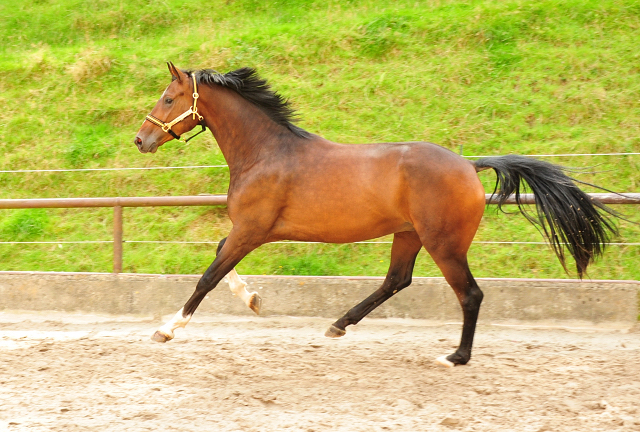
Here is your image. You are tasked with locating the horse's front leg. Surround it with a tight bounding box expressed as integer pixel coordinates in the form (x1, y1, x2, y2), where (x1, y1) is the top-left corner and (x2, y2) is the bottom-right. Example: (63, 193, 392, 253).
(151, 232, 259, 342)
(217, 237, 262, 315)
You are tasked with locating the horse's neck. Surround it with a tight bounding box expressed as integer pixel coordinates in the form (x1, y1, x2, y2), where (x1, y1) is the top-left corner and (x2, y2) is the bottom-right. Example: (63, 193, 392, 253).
(200, 86, 280, 177)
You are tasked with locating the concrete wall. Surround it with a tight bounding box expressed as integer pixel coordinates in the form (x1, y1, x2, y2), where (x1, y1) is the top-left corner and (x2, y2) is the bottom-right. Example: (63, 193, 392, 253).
(0, 272, 637, 326)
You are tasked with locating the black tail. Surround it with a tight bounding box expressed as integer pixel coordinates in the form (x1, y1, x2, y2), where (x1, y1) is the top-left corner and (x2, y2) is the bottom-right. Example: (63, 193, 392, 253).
(474, 155, 619, 278)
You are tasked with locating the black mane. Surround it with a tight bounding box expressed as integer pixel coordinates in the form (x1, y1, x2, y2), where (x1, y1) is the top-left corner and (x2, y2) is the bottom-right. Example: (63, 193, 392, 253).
(189, 67, 311, 139)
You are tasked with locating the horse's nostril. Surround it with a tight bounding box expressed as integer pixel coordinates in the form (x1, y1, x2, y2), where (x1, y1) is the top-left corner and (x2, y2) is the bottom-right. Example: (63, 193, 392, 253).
(135, 137, 142, 147)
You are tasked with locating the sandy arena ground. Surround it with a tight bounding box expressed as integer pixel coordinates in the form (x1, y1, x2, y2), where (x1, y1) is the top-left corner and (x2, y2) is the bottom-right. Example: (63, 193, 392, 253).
(0, 311, 639, 432)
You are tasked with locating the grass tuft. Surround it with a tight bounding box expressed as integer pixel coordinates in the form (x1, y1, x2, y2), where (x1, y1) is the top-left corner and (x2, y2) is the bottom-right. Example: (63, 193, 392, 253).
(1, 210, 50, 241)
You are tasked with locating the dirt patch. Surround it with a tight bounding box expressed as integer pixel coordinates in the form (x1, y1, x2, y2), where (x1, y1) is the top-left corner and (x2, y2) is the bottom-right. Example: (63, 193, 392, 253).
(1, 312, 639, 431)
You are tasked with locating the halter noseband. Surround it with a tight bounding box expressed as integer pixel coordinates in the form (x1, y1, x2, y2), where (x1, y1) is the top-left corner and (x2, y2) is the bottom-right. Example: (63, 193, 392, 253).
(145, 74, 207, 143)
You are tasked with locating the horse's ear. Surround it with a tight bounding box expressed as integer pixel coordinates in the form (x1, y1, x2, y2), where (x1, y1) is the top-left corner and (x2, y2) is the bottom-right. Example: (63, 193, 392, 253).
(167, 61, 183, 83)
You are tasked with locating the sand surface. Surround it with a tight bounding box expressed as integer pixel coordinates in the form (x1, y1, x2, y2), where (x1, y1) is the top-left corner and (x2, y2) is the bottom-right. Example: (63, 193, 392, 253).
(1, 311, 639, 431)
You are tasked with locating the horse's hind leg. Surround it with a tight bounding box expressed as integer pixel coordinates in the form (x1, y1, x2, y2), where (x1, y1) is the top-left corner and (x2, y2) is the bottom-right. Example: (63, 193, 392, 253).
(325, 231, 422, 338)
(427, 249, 483, 367)
(217, 238, 262, 315)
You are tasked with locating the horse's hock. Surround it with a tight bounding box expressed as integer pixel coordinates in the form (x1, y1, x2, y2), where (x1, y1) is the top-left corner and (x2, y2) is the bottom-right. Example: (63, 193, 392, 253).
(0, 271, 637, 328)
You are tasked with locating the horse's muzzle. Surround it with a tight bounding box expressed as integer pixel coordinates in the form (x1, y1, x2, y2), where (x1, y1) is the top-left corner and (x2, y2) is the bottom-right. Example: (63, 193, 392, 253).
(134, 136, 156, 154)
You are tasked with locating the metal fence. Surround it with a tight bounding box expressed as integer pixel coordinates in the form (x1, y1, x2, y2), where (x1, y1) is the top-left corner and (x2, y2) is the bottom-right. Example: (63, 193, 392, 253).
(0, 193, 638, 273)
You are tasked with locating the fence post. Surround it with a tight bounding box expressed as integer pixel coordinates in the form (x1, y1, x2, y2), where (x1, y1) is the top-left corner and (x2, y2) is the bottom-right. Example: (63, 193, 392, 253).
(113, 205, 123, 273)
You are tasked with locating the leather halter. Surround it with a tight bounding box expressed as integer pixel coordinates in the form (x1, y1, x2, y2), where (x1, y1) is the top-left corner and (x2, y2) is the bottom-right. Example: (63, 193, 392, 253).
(145, 74, 207, 143)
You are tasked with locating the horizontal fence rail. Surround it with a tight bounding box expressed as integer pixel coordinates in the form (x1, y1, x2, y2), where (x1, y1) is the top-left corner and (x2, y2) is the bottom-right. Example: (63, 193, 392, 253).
(0, 193, 638, 273)
(0, 193, 639, 209)
(0, 195, 228, 209)
(485, 193, 640, 205)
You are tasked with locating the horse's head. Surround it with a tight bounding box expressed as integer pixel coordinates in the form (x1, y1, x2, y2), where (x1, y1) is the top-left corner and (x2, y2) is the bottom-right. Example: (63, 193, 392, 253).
(134, 62, 204, 153)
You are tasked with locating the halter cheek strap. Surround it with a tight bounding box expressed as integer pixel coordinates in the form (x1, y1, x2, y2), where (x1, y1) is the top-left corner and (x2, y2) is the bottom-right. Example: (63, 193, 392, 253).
(145, 74, 207, 143)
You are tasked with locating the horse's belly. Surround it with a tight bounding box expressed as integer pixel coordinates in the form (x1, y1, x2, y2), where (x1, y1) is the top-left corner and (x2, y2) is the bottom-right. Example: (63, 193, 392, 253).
(271, 204, 411, 243)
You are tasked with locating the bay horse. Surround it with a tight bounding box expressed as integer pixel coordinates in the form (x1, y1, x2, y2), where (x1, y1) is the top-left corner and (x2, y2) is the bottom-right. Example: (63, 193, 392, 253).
(134, 62, 618, 367)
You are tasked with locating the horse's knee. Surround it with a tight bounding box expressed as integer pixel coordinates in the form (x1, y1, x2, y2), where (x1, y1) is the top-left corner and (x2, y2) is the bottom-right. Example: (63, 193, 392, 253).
(195, 272, 217, 294)
(194, 280, 210, 294)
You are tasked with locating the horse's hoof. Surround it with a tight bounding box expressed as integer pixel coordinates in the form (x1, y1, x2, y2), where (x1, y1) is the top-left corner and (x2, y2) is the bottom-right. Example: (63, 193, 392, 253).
(151, 331, 173, 343)
(248, 292, 262, 315)
(435, 355, 455, 368)
(324, 325, 346, 338)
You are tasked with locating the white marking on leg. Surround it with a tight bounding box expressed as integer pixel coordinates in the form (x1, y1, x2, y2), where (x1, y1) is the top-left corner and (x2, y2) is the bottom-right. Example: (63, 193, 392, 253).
(226, 269, 254, 306)
(225, 268, 262, 315)
(436, 355, 455, 368)
(156, 308, 191, 341)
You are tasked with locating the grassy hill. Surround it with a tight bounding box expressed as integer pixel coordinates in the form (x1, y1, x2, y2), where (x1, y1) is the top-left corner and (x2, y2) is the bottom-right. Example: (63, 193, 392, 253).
(0, 0, 638, 279)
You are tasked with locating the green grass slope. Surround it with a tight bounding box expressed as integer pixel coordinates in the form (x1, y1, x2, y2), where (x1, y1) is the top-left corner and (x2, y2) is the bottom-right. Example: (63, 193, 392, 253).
(0, 0, 638, 279)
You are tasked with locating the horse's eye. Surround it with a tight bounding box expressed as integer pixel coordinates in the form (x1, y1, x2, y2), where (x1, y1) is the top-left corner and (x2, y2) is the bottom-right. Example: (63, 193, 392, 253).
(164, 97, 173, 105)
